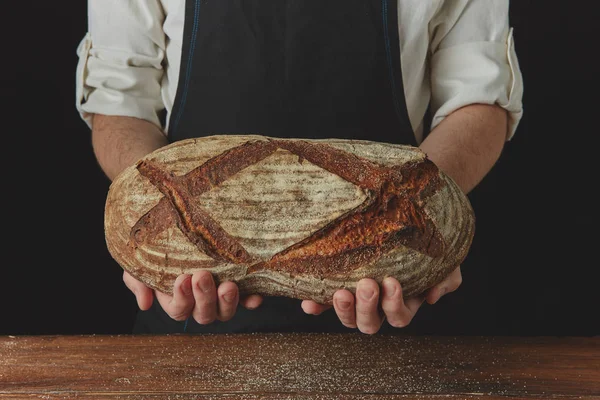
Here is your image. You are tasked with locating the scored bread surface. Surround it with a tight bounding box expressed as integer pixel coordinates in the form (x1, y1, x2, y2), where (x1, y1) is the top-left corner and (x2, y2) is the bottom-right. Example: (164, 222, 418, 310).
(104, 135, 475, 304)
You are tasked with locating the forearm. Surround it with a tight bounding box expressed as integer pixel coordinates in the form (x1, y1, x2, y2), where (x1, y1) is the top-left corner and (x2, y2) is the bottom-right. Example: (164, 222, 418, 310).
(91, 114, 169, 181)
(419, 104, 508, 194)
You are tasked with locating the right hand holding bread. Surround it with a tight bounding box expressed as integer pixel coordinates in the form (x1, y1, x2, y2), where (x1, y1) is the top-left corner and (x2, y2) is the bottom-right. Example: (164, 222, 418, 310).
(122, 270, 263, 323)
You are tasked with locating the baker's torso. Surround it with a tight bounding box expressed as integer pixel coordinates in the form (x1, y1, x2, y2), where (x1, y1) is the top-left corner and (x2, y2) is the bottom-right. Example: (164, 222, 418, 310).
(159, 0, 446, 143)
(136, 0, 428, 334)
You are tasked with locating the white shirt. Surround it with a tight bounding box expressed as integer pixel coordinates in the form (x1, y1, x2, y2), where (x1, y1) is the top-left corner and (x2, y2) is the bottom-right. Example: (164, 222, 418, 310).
(75, 0, 524, 144)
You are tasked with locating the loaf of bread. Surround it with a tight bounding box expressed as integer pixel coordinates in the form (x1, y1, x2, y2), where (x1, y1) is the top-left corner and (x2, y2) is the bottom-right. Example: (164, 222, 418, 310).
(104, 135, 475, 304)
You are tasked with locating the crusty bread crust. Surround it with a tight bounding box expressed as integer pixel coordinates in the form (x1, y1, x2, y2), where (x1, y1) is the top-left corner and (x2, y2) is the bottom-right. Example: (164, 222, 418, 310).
(105, 135, 475, 304)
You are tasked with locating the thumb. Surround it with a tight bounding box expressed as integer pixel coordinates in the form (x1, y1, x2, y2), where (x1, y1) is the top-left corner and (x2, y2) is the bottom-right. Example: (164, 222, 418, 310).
(240, 294, 264, 310)
(301, 300, 333, 315)
(123, 271, 154, 311)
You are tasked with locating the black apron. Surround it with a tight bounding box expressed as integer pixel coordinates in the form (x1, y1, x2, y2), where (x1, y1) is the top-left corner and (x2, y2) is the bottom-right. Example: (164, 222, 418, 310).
(133, 0, 419, 334)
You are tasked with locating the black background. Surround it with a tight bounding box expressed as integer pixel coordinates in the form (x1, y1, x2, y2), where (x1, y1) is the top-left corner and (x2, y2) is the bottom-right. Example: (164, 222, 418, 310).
(2, 1, 598, 336)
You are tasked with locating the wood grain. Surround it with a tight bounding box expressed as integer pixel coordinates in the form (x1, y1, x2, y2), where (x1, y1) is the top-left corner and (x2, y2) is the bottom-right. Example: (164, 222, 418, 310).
(1, 334, 599, 399)
(0, 396, 595, 400)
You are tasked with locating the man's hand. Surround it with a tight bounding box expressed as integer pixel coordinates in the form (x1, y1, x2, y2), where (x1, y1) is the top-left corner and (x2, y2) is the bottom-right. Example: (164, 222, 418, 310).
(91, 115, 266, 325)
(304, 103, 506, 334)
(301, 266, 462, 334)
(123, 271, 264, 323)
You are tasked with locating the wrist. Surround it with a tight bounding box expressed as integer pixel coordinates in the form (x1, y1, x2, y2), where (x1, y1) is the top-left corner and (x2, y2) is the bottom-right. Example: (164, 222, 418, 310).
(91, 114, 168, 181)
(419, 104, 507, 194)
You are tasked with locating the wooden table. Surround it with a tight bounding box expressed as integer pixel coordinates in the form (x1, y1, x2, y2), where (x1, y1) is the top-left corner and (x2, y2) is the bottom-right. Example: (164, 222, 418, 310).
(1, 334, 598, 399)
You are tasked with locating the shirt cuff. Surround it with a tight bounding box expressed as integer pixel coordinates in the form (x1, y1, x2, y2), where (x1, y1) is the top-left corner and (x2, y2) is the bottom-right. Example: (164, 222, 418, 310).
(430, 28, 524, 141)
(75, 32, 165, 130)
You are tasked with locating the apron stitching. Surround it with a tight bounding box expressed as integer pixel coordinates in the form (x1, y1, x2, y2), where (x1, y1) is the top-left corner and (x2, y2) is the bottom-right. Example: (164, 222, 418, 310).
(171, 0, 202, 136)
(382, 0, 403, 126)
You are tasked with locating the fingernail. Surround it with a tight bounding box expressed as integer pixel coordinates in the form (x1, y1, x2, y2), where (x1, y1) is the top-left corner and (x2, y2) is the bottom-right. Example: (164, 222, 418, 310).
(199, 275, 212, 293)
(222, 292, 236, 304)
(383, 279, 396, 297)
(358, 284, 376, 301)
(337, 300, 352, 310)
(181, 277, 192, 296)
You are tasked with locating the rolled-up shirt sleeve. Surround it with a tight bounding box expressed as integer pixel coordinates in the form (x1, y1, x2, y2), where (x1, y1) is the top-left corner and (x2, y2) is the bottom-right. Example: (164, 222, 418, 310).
(75, 0, 166, 129)
(429, 0, 524, 140)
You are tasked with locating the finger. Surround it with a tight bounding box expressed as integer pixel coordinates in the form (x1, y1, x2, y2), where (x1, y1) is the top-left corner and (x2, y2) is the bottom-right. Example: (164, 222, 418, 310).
(123, 271, 154, 311)
(446, 266, 463, 293)
(217, 281, 239, 322)
(333, 290, 356, 328)
(301, 300, 332, 315)
(240, 294, 264, 310)
(405, 295, 426, 315)
(191, 270, 218, 325)
(425, 285, 446, 305)
(381, 277, 409, 328)
(382, 278, 423, 328)
(355, 279, 384, 334)
(156, 274, 194, 321)
(426, 266, 463, 305)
